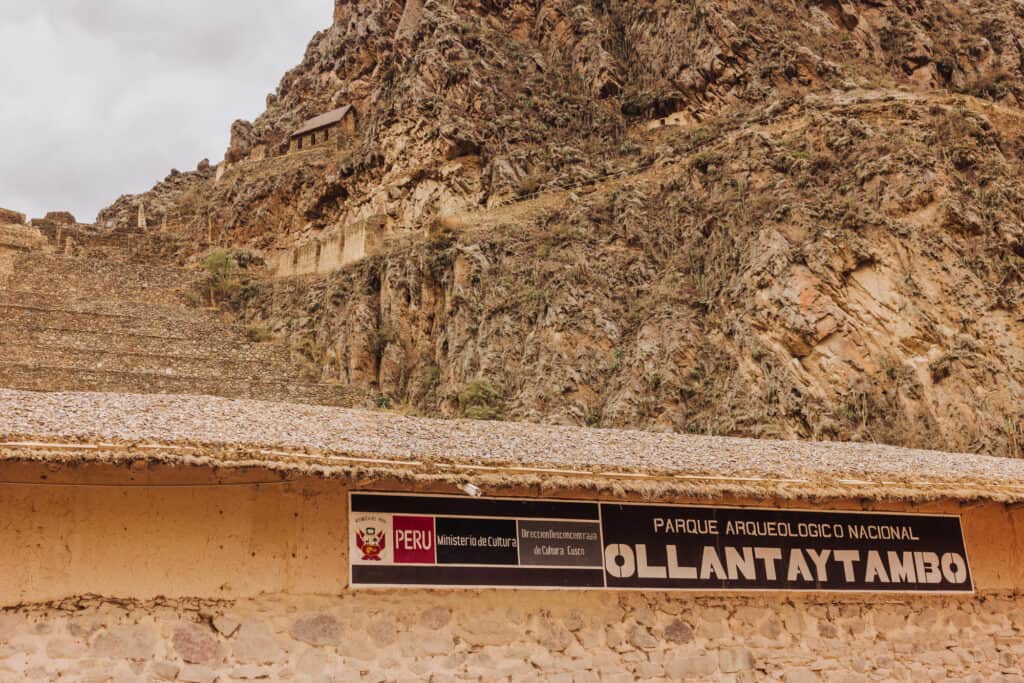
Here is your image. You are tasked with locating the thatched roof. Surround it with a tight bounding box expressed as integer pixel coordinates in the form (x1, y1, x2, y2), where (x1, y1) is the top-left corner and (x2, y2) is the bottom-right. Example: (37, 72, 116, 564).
(291, 105, 354, 138)
(2, 389, 1023, 503)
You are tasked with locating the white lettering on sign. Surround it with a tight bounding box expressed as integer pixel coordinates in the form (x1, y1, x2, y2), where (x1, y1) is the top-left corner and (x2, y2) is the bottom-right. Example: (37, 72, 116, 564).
(602, 544, 972, 587)
(605, 544, 635, 579)
(653, 518, 719, 535)
(396, 529, 434, 552)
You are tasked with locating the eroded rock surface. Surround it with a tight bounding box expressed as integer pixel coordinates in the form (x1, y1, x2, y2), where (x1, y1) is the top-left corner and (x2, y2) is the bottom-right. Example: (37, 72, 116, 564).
(87, 0, 1024, 456)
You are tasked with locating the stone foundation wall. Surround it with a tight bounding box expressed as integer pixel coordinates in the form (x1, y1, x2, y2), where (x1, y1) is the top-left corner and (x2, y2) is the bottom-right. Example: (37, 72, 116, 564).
(2, 591, 1023, 682)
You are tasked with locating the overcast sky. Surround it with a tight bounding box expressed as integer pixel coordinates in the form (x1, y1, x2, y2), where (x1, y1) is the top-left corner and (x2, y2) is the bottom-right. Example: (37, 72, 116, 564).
(0, 1, 328, 222)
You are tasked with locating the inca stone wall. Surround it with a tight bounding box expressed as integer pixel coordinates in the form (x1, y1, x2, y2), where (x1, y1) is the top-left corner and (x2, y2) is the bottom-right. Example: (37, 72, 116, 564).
(271, 215, 388, 278)
(2, 592, 1023, 682)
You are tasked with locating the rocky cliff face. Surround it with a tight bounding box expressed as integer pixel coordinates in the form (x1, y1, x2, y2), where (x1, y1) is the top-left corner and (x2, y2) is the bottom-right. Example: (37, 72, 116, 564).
(100, 0, 1024, 243)
(98, 0, 1024, 456)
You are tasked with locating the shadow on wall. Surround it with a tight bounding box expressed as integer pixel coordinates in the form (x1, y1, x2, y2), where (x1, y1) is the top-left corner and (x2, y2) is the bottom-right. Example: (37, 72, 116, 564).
(272, 215, 389, 278)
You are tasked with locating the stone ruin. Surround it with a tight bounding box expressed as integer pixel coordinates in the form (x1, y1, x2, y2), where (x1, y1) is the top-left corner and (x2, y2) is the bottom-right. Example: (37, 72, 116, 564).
(0, 207, 26, 226)
(271, 214, 387, 278)
(288, 104, 357, 154)
(0, 206, 48, 287)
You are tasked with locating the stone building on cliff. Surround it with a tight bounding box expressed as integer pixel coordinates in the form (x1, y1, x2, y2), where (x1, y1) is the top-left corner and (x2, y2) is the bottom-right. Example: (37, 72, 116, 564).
(289, 104, 357, 153)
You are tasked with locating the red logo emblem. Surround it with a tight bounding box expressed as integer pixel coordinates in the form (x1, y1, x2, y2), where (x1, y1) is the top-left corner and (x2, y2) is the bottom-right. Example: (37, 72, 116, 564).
(356, 526, 387, 561)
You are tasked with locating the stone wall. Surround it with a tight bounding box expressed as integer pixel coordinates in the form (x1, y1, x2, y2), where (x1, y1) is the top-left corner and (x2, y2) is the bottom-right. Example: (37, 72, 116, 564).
(0, 224, 47, 252)
(4, 461, 1024, 680)
(0, 224, 48, 289)
(288, 115, 355, 156)
(0, 208, 25, 226)
(273, 215, 389, 278)
(2, 591, 1023, 682)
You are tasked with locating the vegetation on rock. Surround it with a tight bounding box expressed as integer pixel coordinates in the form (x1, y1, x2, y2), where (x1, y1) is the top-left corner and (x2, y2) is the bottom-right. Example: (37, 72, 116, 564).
(93, 0, 1024, 453)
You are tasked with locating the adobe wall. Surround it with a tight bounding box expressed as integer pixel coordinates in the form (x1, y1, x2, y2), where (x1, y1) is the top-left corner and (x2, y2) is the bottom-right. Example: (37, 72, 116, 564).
(2, 460, 1024, 680)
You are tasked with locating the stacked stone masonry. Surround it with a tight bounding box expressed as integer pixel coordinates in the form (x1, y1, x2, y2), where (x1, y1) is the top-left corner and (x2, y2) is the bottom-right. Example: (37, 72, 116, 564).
(0, 208, 26, 225)
(2, 593, 1023, 682)
(271, 215, 388, 278)
(0, 224, 354, 405)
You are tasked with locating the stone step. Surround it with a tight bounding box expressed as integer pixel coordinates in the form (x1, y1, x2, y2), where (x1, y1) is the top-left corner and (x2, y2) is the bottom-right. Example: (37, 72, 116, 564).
(10, 252, 196, 306)
(0, 302, 232, 341)
(0, 290, 222, 324)
(0, 342, 295, 380)
(0, 324, 285, 360)
(1, 238, 354, 407)
(0, 364, 357, 407)
(0, 295, 302, 376)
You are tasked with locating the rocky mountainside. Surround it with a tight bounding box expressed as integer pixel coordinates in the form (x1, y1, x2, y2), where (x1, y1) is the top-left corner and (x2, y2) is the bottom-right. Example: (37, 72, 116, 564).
(97, 0, 1024, 457)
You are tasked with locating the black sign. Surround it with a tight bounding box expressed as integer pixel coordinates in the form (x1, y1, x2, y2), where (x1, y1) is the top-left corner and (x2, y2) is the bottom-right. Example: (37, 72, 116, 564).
(436, 517, 519, 566)
(518, 520, 603, 568)
(350, 493, 605, 588)
(350, 494, 973, 593)
(602, 503, 972, 592)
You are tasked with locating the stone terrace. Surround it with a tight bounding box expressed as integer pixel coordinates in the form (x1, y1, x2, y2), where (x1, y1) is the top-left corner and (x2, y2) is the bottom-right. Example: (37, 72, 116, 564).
(0, 225, 355, 406)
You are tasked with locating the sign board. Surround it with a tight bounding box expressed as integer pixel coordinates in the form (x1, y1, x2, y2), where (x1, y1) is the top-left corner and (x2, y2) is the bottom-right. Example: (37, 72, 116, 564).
(350, 493, 973, 593)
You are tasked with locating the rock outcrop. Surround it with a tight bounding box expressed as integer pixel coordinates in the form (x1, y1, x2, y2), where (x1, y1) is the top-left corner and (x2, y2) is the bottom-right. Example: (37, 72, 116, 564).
(235, 90, 1024, 457)
(92, 0, 1024, 457)
(97, 0, 1024, 243)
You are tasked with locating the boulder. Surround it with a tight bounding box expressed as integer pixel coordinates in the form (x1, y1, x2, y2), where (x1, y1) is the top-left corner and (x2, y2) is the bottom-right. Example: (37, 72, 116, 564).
(224, 120, 256, 163)
(395, 0, 425, 41)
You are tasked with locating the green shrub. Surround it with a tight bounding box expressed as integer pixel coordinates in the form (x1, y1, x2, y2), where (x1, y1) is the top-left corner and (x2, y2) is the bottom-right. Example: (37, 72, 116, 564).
(517, 174, 543, 197)
(690, 151, 724, 175)
(202, 249, 240, 306)
(962, 71, 1014, 101)
(418, 365, 442, 395)
(458, 380, 505, 421)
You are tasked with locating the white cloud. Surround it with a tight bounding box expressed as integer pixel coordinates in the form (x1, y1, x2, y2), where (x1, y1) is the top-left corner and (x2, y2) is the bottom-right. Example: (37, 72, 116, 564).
(0, 0, 328, 221)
